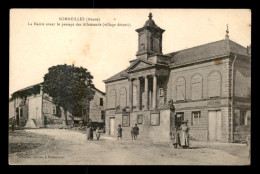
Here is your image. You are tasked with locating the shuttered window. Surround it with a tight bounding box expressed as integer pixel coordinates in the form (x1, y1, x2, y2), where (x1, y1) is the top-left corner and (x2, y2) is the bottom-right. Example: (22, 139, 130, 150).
(208, 71, 221, 98)
(191, 111, 201, 125)
(191, 74, 203, 100)
(176, 77, 186, 101)
(122, 114, 130, 127)
(120, 88, 127, 108)
(110, 90, 117, 108)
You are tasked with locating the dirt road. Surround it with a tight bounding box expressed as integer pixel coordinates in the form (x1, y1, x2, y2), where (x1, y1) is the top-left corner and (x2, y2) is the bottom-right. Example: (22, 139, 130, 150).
(8, 129, 250, 165)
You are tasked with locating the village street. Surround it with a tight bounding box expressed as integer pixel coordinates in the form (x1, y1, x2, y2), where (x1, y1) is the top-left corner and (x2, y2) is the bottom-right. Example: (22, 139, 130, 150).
(9, 129, 250, 165)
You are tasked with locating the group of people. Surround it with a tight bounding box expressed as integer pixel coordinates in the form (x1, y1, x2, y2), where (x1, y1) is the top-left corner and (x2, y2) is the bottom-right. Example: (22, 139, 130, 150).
(117, 124, 139, 140)
(86, 123, 102, 141)
(86, 119, 189, 147)
(171, 119, 190, 149)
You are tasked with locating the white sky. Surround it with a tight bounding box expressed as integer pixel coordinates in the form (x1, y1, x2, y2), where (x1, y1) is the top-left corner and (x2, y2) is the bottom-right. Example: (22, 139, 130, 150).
(9, 9, 251, 98)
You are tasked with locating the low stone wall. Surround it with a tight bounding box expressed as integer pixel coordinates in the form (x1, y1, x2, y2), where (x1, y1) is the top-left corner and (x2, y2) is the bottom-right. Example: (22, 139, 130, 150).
(107, 109, 172, 142)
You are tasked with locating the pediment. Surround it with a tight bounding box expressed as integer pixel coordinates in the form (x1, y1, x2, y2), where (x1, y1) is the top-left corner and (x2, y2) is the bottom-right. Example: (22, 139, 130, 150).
(127, 60, 155, 72)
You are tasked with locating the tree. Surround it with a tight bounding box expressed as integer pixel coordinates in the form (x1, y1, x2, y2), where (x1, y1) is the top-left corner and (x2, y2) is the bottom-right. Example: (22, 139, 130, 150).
(42, 64, 95, 125)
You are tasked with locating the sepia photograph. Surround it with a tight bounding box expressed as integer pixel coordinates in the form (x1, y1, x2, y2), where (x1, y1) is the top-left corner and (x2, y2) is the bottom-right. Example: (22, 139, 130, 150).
(9, 9, 251, 165)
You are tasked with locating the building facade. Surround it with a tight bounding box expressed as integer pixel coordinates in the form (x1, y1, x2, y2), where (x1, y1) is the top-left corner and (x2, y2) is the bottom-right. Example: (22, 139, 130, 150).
(9, 83, 106, 128)
(103, 13, 251, 142)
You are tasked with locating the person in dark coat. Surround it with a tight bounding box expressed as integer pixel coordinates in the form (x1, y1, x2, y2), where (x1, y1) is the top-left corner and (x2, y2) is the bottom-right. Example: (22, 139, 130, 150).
(133, 124, 139, 140)
(117, 124, 122, 140)
(90, 126, 94, 140)
(179, 120, 190, 149)
(171, 127, 179, 148)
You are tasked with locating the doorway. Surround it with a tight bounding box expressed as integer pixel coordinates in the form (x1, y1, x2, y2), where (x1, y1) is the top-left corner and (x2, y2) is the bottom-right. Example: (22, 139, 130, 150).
(109, 117, 115, 136)
(175, 112, 184, 128)
(208, 110, 221, 141)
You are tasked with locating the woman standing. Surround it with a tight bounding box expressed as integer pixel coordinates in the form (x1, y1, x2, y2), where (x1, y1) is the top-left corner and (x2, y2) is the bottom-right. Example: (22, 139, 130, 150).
(179, 120, 190, 149)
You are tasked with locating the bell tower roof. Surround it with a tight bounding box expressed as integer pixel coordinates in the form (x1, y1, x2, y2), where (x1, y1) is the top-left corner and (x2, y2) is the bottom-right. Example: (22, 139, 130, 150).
(135, 13, 165, 60)
(144, 13, 157, 27)
(136, 13, 165, 33)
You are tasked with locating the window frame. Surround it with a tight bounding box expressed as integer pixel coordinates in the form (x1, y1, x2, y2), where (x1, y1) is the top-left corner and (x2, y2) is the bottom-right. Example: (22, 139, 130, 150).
(52, 105, 56, 115)
(240, 110, 247, 125)
(208, 71, 222, 98)
(159, 88, 164, 97)
(109, 89, 117, 109)
(191, 111, 201, 125)
(191, 74, 203, 100)
(100, 98, 103, 106)
(137, 114, 143, 124)
(176, 77, 186, 101)
(150, 113, 160, 126)
(122, 114, 130, 127)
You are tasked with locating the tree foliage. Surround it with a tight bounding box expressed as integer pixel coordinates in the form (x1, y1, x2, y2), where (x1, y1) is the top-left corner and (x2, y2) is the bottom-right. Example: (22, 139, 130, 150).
(42, 64, 95, 125)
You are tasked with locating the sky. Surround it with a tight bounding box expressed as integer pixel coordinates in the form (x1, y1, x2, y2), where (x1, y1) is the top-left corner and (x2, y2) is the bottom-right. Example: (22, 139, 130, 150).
(9, 9, 251, 98)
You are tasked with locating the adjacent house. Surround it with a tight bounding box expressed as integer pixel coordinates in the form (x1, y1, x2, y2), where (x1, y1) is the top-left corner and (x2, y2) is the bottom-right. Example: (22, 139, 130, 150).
(103, 13, 251, 142)
(9, 83, 106, 128)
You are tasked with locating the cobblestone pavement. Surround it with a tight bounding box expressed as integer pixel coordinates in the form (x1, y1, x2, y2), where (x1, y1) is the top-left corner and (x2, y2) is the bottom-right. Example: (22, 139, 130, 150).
(8, 129, 250, 165)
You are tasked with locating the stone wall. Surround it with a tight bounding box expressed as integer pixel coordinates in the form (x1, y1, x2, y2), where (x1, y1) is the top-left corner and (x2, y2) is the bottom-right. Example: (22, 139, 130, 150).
(27, 94, 43, 127)
(167, 58, 230, 102)
(106, 79, 129, 109)
(106, 109, 173, 142)
(89, 91, 106, 122)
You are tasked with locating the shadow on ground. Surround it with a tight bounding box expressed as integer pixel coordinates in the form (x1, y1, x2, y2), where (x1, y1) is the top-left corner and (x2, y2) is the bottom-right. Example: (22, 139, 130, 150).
(9, 143, 42, 154)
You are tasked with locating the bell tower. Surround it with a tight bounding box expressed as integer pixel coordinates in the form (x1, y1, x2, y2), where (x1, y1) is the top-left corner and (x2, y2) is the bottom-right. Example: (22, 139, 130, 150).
(135, 13, 165, 60)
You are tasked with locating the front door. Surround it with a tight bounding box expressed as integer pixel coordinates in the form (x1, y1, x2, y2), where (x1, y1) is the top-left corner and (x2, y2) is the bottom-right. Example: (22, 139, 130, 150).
(109, 117, 115, 136)
(175, 112, 184, 128)
(208, 110, 221, 141)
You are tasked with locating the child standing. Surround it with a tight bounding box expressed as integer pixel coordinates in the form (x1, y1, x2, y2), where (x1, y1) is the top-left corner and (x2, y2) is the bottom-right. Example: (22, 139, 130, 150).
(117, 124, 122, 140)
(96, 126, 101, 140)
(131, 127, 135, 140)
(171, 127, 179, 148)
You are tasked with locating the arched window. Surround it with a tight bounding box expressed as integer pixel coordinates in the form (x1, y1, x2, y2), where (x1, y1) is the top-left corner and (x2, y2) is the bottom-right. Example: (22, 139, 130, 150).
(109, 90, 116, 108)
(208, 71, 221, 98)
(191, 74, 203, 100)
(176, 77, 186, 101)
(120, 88, 127, 108)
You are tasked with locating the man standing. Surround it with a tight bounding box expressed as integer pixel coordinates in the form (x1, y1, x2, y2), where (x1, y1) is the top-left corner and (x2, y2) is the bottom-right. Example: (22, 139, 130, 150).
(117, 124, 122, 140)
(133, 124, 139, 140)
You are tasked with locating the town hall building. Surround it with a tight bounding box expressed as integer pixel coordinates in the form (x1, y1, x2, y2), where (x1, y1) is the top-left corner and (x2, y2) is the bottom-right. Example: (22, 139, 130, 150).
(103, 13, 251, 142)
